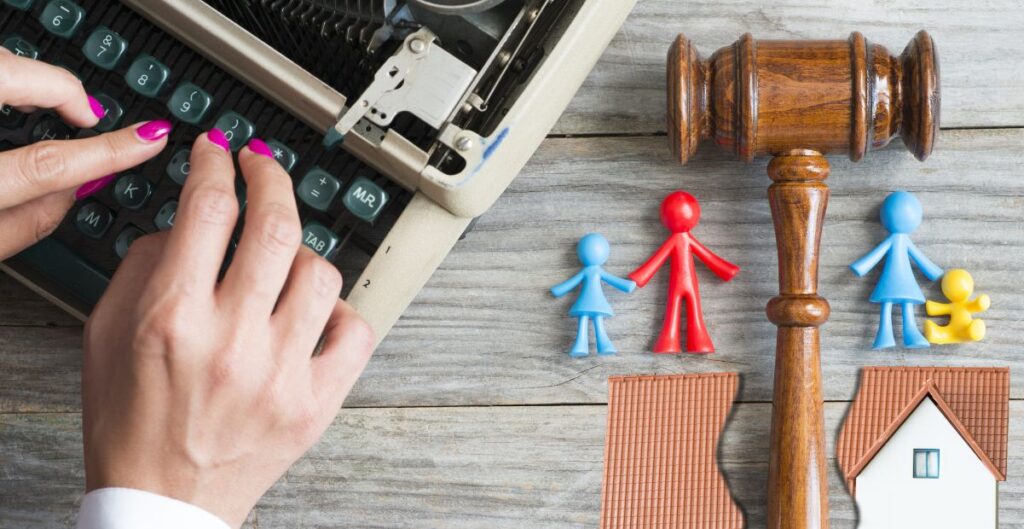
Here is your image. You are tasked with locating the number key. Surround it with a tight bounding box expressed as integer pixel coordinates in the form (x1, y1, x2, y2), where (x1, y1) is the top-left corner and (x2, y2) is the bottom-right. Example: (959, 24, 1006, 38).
(4, 0, 36, 10)
(2, 35, 39, 59)
(39, 0, 86, 38)
(301, 222, 340, 259)
(82, 27, 128, 70)
(212, 111, 254, 151)
(125, 54, 171, 98)
(168, 83, 213, 125)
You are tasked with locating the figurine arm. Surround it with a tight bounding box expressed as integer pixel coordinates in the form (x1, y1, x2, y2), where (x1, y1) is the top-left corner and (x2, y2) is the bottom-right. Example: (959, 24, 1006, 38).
(550, 271, 585, 298)
(690, 236, 740, 282)
(906, 240, 944, 281)
(967, 294, 991, 313)
(850, 237, 893, 277)
(600, 270, 637, 293)
(629, 240, 673, 288)
(925, 300, 952, 316)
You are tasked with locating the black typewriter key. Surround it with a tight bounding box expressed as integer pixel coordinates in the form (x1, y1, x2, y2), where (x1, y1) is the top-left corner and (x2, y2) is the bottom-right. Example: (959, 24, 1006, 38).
(266, 140, 298, 172)
(166, 148, 191, 185)
(296, 168, 340, 212)
(153, 200, 178, 231)
(113, 173, 152, 210)
(30, 116, 72, 142)
(113, 224, 144, 258)
(342, 176, 389, 222)
(235, 179, 247, 213)
(212, 111, 254, 151)
(5, 0, 36, 10)
(301, 222, 340, 259)
(75, 200, 114, 239)
(82, 26, 128, 70)
(125, 54, 171, 98)
(92, 93, 123, 132)
(39, 0, 86, 38)
(2, 35, 39, 59)
(0, 105, 26, 129)
(168, 83, 213, 125)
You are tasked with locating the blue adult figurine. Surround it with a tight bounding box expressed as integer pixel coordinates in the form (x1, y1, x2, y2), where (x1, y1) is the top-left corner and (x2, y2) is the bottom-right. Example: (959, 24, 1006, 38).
(850, 191, 944, 349)
(551, 233, 636, 357)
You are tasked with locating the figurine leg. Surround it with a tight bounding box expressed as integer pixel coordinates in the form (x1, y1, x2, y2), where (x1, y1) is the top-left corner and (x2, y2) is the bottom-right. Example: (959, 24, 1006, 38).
(924, 320, 947, 344)
(872, 302, 896, 349)
(683, 293, 714, 353)
(968, 319, 986, 341)
(594, 317, 616, 355)
(901, 302, 930, 349)
(653, 294, 683, 354)
(570, 315, 590, 357)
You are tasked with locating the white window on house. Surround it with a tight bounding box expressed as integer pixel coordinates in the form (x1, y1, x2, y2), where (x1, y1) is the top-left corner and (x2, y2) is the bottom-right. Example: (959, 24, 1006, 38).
(913, 449, 940, 478)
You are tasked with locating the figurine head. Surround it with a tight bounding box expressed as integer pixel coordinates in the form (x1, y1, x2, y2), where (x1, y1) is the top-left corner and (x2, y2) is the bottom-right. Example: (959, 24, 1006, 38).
(880, 191, 923, 234)
(577, 233, 610, 266)
(660, 191, 701, 233)
(941, 269, 974, 302)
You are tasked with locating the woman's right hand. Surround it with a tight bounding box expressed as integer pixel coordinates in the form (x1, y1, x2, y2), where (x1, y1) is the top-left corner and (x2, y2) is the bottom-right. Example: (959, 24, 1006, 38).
(81, 131, 376, 528)
(0, 48, 170, 259)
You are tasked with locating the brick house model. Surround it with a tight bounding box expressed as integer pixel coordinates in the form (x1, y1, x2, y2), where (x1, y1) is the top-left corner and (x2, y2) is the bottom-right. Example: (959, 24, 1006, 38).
(837, 367, 1010, 529)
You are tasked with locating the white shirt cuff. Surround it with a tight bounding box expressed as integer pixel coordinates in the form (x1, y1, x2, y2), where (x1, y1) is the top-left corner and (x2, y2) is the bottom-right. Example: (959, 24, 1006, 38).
(76, 488, 231, 529)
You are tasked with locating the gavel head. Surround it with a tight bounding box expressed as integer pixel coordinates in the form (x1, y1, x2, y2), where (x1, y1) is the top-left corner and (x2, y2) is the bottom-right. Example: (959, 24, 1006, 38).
(667, 31, 939, 164)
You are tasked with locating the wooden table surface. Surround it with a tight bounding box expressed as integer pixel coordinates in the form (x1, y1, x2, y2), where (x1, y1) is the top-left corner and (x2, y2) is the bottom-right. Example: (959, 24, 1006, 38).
(2, 1, 1023, 527)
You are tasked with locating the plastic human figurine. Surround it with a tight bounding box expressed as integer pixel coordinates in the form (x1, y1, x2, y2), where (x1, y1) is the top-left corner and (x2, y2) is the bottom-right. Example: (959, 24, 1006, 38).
(629, 191, 740, 354)
(924, 269, 990, 344)
(850, 191, 943, 349)
(551, 233, 636, 357)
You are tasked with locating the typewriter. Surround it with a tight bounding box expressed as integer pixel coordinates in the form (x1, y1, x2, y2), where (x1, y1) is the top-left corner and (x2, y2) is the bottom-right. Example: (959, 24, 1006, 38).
(0, 0, 635, 340)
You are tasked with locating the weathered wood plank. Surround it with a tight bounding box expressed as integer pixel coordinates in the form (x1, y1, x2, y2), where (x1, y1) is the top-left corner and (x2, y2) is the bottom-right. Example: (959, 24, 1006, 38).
(2, 129, 1023, 412)
(0, 274, 79, 328)
(557, 0, 1024, 134)
(1, 402, 1021, 528)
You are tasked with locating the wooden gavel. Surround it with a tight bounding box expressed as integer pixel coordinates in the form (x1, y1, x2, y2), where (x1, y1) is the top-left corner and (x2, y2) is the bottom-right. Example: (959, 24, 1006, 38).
(666, 31, 939, 528)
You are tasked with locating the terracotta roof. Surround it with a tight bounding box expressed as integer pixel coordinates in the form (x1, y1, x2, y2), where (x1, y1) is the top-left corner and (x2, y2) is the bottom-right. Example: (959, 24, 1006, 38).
(837, 367, 1010, 494)
(600, 373, 742, 529)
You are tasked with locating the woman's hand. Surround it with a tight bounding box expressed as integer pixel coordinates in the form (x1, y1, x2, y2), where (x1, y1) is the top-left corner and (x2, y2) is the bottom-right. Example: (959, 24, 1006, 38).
(0, 48, 171, 259)
(82, 131, 375, 528)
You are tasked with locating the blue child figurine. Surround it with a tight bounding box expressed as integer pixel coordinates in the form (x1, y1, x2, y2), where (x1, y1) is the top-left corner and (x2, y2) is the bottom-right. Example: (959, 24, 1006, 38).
(551, 233, 636, 357)
(850, 191, 943, 349)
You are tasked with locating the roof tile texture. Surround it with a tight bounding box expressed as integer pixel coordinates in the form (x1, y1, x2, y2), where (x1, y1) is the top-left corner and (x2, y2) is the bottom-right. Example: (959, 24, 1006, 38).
(837, 366, 1010, 492)
(600, 373, 742, 529)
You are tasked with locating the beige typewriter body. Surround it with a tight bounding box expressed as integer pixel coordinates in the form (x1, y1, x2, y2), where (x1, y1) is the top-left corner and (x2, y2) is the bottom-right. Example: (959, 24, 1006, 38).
(10, 0, 636, 344)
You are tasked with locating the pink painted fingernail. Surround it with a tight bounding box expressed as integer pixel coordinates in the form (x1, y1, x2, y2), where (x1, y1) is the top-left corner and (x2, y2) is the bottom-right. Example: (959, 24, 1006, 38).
(75, 174, 116, 201)
(87, 95, 106, 119)
(136, 120, 173, 142)
(207, 128, 230, 152)
(247, 138, 273, 159)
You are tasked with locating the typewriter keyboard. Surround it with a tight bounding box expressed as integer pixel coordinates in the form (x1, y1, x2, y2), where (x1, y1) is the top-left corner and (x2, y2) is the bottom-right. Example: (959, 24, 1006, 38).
(0, 0, 417, 306)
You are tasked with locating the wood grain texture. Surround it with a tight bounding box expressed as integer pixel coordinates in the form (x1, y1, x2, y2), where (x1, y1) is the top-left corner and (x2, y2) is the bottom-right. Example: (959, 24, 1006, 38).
(557, 0, 1024, 134)
(1, 402, 1020, 528)
(3, 129, 1024, 412)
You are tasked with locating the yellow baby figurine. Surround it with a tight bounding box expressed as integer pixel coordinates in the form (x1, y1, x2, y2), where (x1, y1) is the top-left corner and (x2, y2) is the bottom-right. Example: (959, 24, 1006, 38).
(924, 269, 990, 344)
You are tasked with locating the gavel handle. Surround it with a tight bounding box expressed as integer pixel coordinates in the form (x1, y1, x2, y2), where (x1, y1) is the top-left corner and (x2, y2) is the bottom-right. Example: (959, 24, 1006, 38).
(765, 150, 831, 529)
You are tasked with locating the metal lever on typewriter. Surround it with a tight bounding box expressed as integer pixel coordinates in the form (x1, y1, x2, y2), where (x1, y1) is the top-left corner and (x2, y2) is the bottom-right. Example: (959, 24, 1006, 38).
(329, 28, 478, 150)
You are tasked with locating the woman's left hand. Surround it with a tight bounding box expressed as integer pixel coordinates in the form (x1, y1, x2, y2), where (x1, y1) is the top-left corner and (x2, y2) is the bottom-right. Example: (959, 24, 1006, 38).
(0, 48, 170, 259)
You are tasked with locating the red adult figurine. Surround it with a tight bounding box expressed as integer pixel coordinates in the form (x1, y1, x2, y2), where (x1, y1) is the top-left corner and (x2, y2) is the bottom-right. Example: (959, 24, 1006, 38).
(629, 191, 740, 353)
